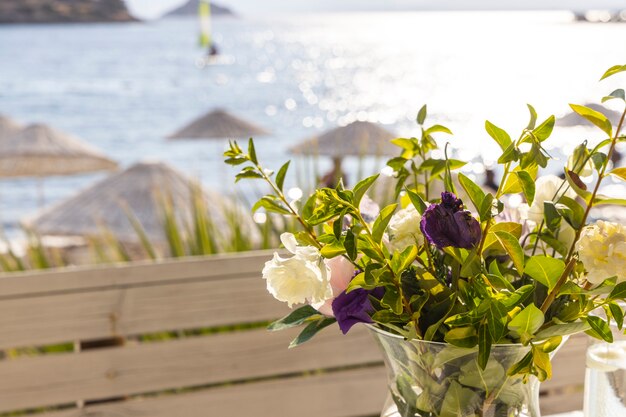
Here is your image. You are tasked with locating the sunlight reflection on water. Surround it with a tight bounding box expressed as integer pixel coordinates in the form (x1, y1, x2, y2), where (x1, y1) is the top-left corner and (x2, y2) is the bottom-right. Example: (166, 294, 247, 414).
(0, 11, 624, 232)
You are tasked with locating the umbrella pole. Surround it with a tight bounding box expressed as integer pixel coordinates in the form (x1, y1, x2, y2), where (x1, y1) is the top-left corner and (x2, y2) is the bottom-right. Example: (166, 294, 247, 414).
(37, 178, 45, 209)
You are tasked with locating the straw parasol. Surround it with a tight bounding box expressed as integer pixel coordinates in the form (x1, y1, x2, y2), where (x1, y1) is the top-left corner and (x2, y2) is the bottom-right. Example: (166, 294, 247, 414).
(168, 108, 270, 139)
(25, 161, 253, 244)
(0, 123, 117, 177)
(0, 115, 22, 141)
(289, 121, 397, 157)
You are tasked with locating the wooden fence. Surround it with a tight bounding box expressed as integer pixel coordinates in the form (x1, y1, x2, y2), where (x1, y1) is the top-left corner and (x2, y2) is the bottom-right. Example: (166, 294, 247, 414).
(0, 251, 586, 416)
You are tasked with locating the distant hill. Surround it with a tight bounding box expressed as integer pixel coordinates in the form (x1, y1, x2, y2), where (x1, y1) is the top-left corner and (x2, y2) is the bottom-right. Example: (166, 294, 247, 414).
(164, 0, 234, 17)
(0, 0, 136, 24)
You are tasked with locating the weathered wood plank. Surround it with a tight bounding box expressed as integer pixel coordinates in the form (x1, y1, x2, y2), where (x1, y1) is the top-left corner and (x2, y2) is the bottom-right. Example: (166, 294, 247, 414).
(0, 326, 383, 412)
(541, 391, 584, 415)
(0, 275, 289, 349)
(0, 251, 274, 299)
(542, 334, 586, 391)
(36, 366, 389, 417)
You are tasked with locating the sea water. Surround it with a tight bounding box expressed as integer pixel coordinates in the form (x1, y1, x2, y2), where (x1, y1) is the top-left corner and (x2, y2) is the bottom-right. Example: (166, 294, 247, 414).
(584, 341, 626, 417)
(0, 12, 624, 236)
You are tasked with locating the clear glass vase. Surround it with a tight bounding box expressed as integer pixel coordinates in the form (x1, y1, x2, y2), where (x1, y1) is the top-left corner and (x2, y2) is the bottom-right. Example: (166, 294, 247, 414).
(368, 325, 542, 417)
(583, 307, 626, 417)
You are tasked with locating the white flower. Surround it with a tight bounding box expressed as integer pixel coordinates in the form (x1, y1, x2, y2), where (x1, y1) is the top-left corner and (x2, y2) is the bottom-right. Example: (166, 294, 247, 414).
(387, 204, 424, 252)
(577, 221, 626, 285)
(527, 175, 577, 224)
(262, 233, 332, 307)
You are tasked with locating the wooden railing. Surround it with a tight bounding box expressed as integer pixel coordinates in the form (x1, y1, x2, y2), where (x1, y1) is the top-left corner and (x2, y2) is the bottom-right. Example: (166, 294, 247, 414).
(0, 251, 586, 416)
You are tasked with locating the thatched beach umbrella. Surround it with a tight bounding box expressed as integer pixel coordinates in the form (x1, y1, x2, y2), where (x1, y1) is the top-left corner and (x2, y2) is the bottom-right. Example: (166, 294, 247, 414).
(168, 108, 270, 140)
(25, 161, 253, 245)
(0, 123, 117, 177)
(0, 115, 22, 141)
(289, 121, 397, 157)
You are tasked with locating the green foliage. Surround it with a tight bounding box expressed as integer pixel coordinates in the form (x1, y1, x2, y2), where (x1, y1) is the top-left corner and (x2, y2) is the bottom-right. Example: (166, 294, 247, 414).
(225, 64, 626, 387)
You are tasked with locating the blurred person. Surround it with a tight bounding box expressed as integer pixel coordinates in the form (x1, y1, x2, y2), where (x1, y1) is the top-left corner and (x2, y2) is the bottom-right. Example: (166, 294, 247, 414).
(321, 157, 347, 188)
(484, 169, 499, 193)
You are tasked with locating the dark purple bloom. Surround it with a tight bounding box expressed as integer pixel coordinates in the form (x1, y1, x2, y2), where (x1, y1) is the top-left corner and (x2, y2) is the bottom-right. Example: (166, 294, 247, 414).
(332, 287, 384, 334)
(420, 192, 482, 249)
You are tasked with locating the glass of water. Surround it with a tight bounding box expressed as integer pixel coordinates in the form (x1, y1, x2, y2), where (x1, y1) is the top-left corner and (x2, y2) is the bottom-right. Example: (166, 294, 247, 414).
(584, 322, 626, 417)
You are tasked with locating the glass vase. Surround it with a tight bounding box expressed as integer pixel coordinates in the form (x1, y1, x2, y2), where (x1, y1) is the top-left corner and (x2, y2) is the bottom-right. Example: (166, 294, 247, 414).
(583, 309, 626, 417)
(368, 325, 543, 417)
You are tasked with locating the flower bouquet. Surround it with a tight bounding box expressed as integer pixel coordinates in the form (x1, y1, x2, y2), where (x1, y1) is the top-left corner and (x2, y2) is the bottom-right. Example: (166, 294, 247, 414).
(225, 65, 626, 417)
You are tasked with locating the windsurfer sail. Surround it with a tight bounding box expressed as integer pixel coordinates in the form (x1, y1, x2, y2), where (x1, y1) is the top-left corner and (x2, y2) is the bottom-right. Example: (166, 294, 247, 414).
(198, 0, 218, 56)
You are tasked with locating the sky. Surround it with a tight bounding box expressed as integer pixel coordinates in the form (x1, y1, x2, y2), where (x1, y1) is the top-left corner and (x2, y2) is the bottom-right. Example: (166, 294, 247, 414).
(126, 0, 626, 19)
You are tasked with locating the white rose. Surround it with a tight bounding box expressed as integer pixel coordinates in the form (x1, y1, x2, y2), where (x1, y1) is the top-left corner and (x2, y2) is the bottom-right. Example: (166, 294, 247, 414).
(527, 175, 577, 224)
(262, 233, 332, 307)
(388, 204, 424, 252)
(577, 220, 626, 285)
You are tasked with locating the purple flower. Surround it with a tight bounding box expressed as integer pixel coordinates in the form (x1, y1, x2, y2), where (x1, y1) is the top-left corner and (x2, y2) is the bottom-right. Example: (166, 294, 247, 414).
(332, 287, 384, 334)
(420, 192, 482, 249)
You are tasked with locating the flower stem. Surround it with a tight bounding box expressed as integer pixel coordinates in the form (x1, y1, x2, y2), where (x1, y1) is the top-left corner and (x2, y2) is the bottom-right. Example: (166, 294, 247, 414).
(541, 106, 626, 313)
(255, 161, 321, 248)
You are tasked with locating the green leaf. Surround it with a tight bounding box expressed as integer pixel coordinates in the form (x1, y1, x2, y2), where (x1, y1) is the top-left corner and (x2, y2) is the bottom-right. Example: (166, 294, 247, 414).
(372, 203, 397, 243)
(381, 286, 403, 315)
(479, 194, 501, 221)
(353, 174, 379, 207)
(609, 281, 626, 300)
(508, 304, 545, 344)
(493, 230, 525, 274)
(320, 240, 346, 258)
(417, 105, 427, 125)
(609, 167, 626, 182)
(439, 381, 480, 417)
(390, 245, 418, 275)
(564, 170, 592, 202)
(252, 196, 291, 215)
(586, 316, 613, 343)
(485, 120, 512, 152)
(543, 201, 562, 233)
(424, 124, 453, 136)
(459, 355, 505, 390)
(289, 317, 336, 347)
(558, 196, 585, 229)
(268, 305, 321, 331)
(406, 188, 428, 215)
(600, 64, 626, 81)
(539, 336, 563, 353)
(507, 350, 533, 377)
(535, 322, 590, 340)
(533, 115, 556, 142)
(344, 229, 357, 260)
(602, 89, 626, 103)
(224, 156, 248, 165)
(248, 138, 258, 164)
(533, 347, 552, 381)
(609, 302, 625, 330)
(235, 169, 264, 182)
(477, 323, 492, 370)
(486, 300, 508, 342)
(593, 197, 626, 206)
(444, 326, 478, 348)
(525, 256, 565, 292)
(275, 161, 290, 191)
(514, 171, 536, 205)
(526, 104, 538, 130)
(458, 172, 486, 213)
(501, 285, 533, 308)
(498, 142, 520, 164)
(569, 104, 613, 137)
